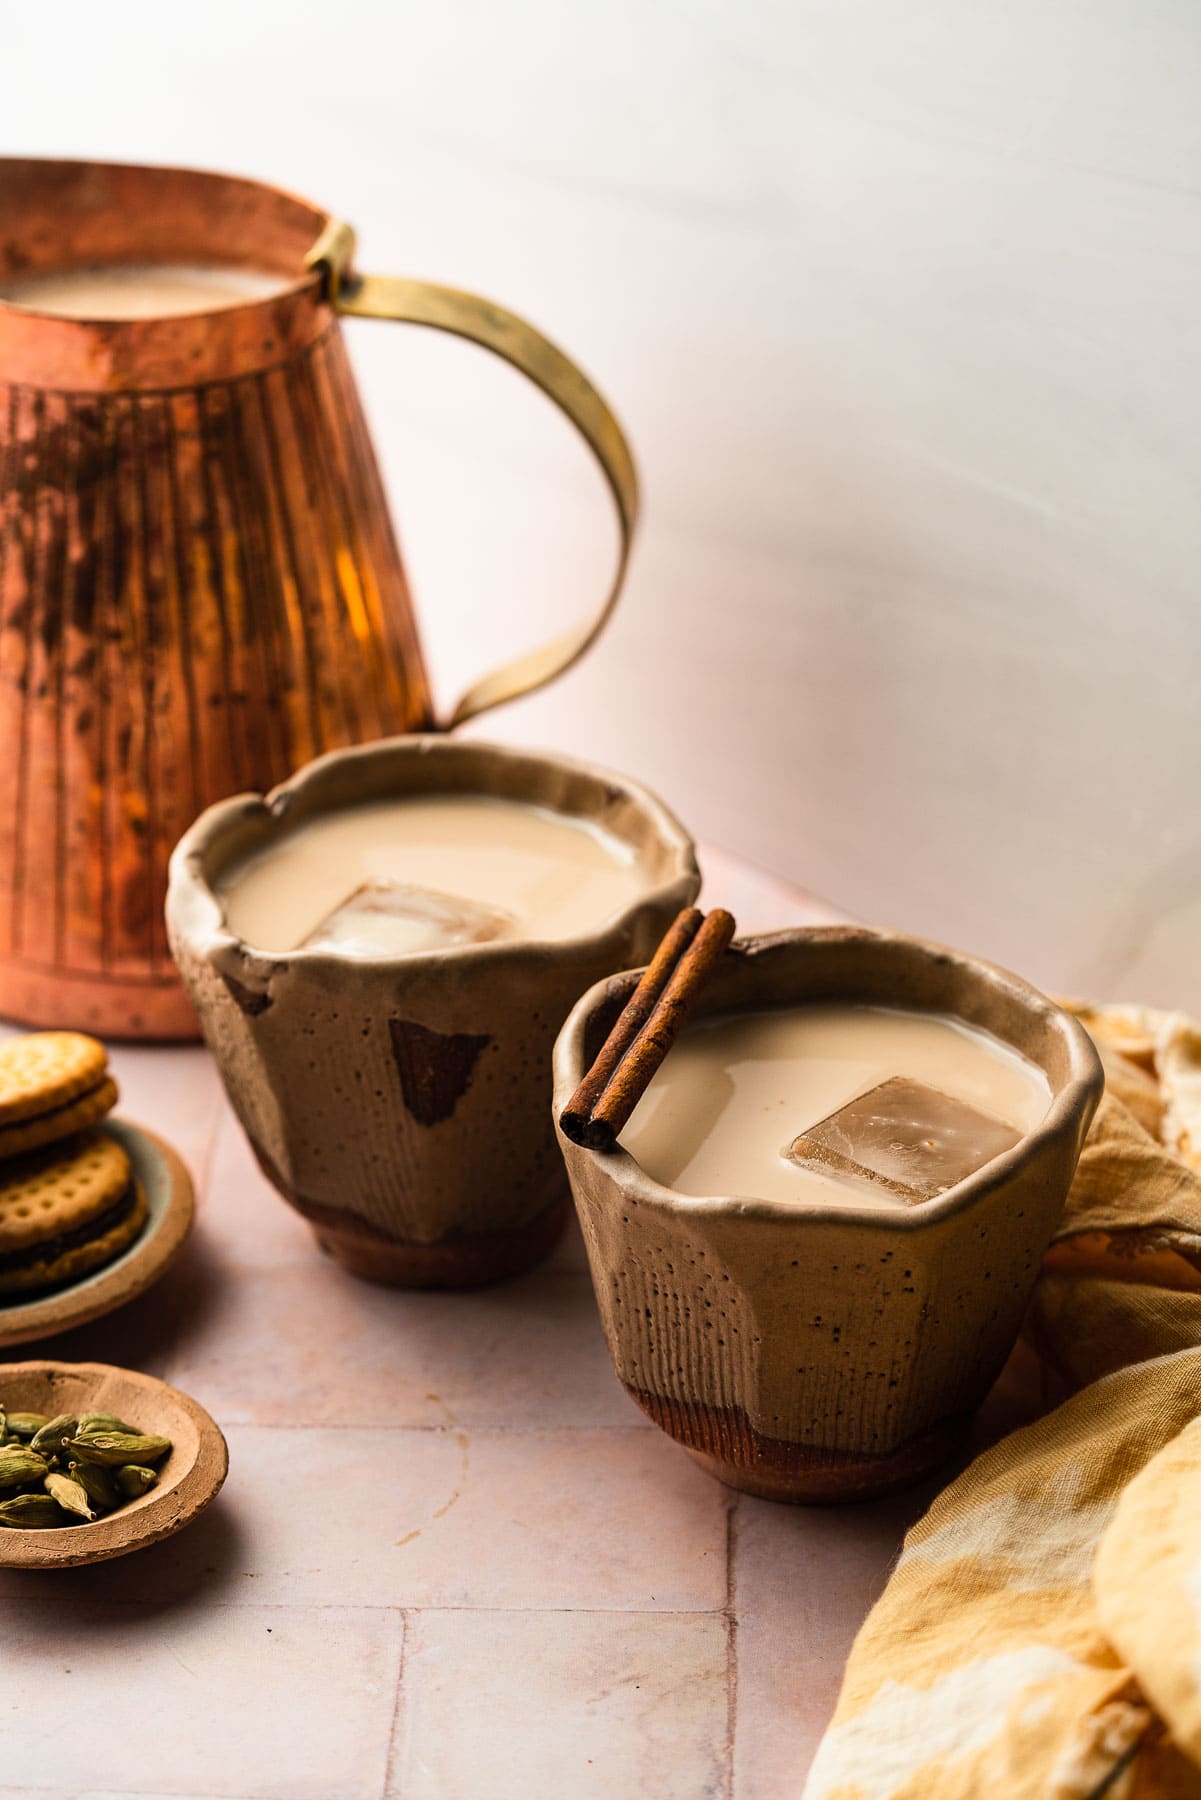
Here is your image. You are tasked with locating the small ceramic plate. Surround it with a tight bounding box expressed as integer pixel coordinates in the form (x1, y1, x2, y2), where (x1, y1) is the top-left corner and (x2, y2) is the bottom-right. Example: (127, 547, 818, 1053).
(0, 1120, 194, 1351)
(0, 1359, 228, 1568)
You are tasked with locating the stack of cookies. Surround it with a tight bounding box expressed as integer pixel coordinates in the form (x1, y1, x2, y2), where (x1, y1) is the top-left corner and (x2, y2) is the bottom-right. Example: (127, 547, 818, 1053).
(0, 1034, 146, 1302)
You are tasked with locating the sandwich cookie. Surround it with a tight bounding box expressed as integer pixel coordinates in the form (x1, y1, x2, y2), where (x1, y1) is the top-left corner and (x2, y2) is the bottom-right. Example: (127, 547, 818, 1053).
(0, 1132, 147, 1299)
(0, 1033, 118, 1159)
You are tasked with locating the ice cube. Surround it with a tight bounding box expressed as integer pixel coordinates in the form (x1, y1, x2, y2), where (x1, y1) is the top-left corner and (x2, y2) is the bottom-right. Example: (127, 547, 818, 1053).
(783, 1076, 1022, 1205)
(300, 878, 515, 958)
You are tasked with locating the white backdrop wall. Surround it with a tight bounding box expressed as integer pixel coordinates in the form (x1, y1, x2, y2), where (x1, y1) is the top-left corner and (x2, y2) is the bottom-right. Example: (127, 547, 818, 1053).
(8, 0, 1201, 1007)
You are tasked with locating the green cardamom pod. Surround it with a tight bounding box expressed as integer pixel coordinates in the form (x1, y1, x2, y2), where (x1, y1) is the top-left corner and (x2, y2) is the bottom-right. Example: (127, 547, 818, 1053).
(76, 1412, 137, 1437)
(0, 1447, 49, 1488)
(30, 1414, 78, 1455)
(65, 1431, 172, 1468)
(6, 1412, 49, 1437)
(67, 1461, 120, 1513)
(114, 1464, 158, 1499)
(0, 1492, 65, 1528)
(44, 1471, 94, 1522)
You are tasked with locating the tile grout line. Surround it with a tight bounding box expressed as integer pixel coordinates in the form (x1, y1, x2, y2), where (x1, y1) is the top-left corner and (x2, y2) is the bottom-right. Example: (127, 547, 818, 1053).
(0, 1597, 732, 1620)
(0, 1789, 258, 1800)
(379, 1607, 409, 1800)
(208, 1421, 657, 1436)
(724, 1496, 740, 1800)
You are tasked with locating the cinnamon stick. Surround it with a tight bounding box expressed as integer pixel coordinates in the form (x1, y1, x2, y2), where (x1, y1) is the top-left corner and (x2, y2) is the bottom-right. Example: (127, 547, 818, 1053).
(559, 906, 736, 1152)
(559, 907, 702, 1137)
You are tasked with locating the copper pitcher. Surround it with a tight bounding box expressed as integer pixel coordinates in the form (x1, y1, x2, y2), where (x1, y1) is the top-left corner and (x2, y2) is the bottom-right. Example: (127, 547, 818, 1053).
(0, 159, 636, 1038)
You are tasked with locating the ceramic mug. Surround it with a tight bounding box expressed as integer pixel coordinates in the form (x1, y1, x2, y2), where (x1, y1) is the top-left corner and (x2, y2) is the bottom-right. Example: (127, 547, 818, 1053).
(553, 927, 1103, 1501)
(167, 736, 699, 1287)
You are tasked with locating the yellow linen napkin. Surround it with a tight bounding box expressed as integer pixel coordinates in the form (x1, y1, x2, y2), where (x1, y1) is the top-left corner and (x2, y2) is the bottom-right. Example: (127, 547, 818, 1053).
(803, 1004, 1201, 1800)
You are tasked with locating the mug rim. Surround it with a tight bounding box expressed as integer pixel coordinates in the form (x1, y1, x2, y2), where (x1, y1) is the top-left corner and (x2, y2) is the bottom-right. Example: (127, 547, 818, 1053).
(166, 733, 701, 981)
(552, 924, 1104, 1235)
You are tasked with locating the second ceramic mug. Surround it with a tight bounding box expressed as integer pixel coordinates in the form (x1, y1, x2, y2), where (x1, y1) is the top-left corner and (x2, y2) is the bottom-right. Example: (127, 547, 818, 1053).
(553, 928, 1104, 1501)
(166, 736, 699, 1287)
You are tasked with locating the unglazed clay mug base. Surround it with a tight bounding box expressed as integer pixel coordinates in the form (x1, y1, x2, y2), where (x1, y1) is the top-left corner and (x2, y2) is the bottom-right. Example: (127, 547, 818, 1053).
(167, 737, 699, 1288)
(553, 928, 1103, 1503)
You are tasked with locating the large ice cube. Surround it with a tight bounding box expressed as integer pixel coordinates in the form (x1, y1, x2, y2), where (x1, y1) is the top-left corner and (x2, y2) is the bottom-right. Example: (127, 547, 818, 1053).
(300, 878, 515, 958)
(783, 1076, 1022, 1204)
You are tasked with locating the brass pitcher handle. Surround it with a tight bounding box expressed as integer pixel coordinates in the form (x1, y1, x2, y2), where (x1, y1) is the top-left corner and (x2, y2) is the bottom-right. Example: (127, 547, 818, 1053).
(307, 222, 638, 730)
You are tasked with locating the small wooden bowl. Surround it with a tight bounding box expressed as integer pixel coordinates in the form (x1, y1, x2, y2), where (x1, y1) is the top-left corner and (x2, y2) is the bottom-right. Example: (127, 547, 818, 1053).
(0, 1119, 194, 1351)
(0, 1360, 227, 1568)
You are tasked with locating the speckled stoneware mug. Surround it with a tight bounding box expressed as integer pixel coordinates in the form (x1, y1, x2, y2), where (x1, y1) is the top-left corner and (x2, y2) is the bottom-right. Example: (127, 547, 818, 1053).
(553, 927, 1103, 1502)
(166, 737, 699, 1287)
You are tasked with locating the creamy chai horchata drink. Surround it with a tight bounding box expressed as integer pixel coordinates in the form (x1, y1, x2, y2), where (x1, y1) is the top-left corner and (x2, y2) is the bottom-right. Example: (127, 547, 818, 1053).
(215, 794, 650, 959)
(620, 1002, 1051, 1207)
(0, 263, 287, 318)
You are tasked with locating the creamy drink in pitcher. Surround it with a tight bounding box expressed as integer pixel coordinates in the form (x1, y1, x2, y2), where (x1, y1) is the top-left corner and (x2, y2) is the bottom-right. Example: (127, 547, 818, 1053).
(0, 263, 287, 318)
(216, 794, 650, 959)
(620, 1002, 1051, 1208)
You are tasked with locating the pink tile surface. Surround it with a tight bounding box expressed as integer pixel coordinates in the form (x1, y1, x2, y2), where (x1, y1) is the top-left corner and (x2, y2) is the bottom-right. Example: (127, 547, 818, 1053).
(0, 1424, 727, 1613)
(390, 1609, 729, 1800)
(0, 1602, 403, 1799)
(161, 1255, 642, 1430)
(0, 861, 944, 1799)
(731, 1491, 923, 1792)
(199, 1107, 320, 1268)
(107, 1043, 225, 1196)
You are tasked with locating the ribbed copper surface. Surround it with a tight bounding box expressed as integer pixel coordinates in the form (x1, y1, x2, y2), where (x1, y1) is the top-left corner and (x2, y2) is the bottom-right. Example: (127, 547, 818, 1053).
(0, 318, 432, 1037)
